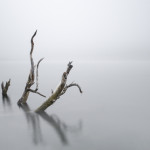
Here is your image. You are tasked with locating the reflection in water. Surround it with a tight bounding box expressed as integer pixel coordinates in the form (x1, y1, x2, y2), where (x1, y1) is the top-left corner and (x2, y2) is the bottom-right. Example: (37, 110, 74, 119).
(19, 104, 43, 145)
(38, 112, 82, 145)
(2, 95, 11, 108)
(39, 112, 68, 144)
(19, 104, 82, 146)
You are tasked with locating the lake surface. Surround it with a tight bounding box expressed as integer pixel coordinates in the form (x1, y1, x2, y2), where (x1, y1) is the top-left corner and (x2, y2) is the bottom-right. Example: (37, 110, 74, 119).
(0, 60, 150, 150)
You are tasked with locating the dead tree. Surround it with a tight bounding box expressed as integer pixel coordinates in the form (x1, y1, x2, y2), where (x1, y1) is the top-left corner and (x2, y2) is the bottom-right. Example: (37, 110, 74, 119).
(1, 79, 11, 96)
(35, 62, 82, 112)
(17, 31, 45, 105)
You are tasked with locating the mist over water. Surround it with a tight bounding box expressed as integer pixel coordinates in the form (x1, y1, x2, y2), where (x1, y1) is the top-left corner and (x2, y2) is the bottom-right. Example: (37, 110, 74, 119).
(0, 0, 150, 149)
(0, 0, 150, 62)
(0, 61, 150, 150)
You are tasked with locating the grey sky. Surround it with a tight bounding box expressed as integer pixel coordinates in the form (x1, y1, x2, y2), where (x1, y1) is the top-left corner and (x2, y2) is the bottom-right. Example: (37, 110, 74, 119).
(0, 0, 150, 61)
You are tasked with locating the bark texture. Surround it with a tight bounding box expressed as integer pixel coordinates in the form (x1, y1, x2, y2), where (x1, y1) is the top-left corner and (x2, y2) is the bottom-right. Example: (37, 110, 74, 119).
(35, 62, 82, 112)
(17, 31, 45, 105)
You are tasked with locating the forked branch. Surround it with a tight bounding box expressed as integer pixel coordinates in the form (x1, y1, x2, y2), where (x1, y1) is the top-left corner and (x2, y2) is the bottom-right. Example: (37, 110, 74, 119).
(1, 79, 11, 96)
(59, 83, 82, 97)
(17, 31, 45, 105)
(17, 31, 82, 111)
(35, 62, 82, 112)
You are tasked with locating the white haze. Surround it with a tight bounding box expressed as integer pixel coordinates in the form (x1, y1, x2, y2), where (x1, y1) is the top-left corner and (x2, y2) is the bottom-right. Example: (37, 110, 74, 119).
(0, 0, 150, 62)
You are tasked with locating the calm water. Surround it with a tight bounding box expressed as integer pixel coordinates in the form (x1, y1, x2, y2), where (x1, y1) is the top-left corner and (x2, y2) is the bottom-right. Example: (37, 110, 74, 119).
(0, 61, 150, 150)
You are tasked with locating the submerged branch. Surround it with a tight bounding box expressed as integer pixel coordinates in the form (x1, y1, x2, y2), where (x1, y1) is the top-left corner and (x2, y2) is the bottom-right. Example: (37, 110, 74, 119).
(1, 79, 11, 96)
(35, 62, 82, 112)
(17, 31, 45, 105)
(17, 31, 82, 110)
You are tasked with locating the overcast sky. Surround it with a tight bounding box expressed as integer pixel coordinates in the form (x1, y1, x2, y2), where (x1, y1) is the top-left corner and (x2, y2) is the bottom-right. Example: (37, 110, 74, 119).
(0, 0, 150, 62)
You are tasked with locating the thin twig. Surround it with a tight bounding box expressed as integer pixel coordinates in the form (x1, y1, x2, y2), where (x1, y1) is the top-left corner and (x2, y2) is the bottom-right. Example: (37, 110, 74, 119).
(27, 89, 46, 97)
(36, 58, 44, 90)
(1, 79, 11, 96)
(59, 83, 82, 97)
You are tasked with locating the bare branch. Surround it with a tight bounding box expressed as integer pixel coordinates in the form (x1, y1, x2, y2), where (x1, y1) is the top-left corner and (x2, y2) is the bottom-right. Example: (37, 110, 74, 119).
(30, 30, 37, 55)
(18, 31, 45, 105)
(1, 82, 4, 91)
(35, 62, 82, 113)
(27, 89, 46, 97)
(29, 30, 37, 82)
(66, 83, 83, 93)
(36, 58, 44, 90)
(66, 61, 73, 74)
(1, 79, 11, 96)
(59, 83, 82, 97)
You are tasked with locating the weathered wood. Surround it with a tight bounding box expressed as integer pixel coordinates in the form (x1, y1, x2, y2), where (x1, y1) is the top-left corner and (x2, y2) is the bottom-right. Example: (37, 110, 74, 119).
(1, 79, 11, 96)
(17, 31, 45, 105)
(35, 62, 82, 112)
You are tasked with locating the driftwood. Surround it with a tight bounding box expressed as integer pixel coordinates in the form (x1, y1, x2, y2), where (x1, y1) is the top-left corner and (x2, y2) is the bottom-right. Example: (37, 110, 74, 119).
(16, 30, 82, 111)
(17, 31, 45, 105)
(35, 62, 82, 112)
(1, 79, 11, 96)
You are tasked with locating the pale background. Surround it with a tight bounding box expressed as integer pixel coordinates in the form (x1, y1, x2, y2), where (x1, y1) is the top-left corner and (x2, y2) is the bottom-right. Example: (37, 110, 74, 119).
(0, 1, 150, 150)
(0, 0, 150, 62)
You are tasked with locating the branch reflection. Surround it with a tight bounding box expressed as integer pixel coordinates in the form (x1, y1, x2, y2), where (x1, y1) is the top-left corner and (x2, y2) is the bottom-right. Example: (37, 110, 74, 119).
(19, 104, 82, 146)
(39, 111, 69, 144)
(2, 95, 11, 108)
(19, 103, 43, 145)
(39, 112, 82, 145)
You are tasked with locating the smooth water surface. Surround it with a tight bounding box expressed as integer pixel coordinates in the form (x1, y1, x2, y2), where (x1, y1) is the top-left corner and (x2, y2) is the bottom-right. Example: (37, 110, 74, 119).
(0, 61, 150, 150)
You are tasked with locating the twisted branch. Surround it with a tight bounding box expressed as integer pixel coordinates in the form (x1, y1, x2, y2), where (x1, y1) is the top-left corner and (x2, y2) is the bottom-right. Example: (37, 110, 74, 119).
(18, 31, 45, 105)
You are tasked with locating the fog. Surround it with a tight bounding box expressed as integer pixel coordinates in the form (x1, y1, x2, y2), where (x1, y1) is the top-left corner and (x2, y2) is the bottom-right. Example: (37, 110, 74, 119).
(0, 0, 150, 61)
(0, 1, 150, 149)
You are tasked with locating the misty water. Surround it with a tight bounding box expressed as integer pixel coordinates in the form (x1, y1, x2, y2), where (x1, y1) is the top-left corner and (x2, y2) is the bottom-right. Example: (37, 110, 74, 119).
(0, 61, 150, 150)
